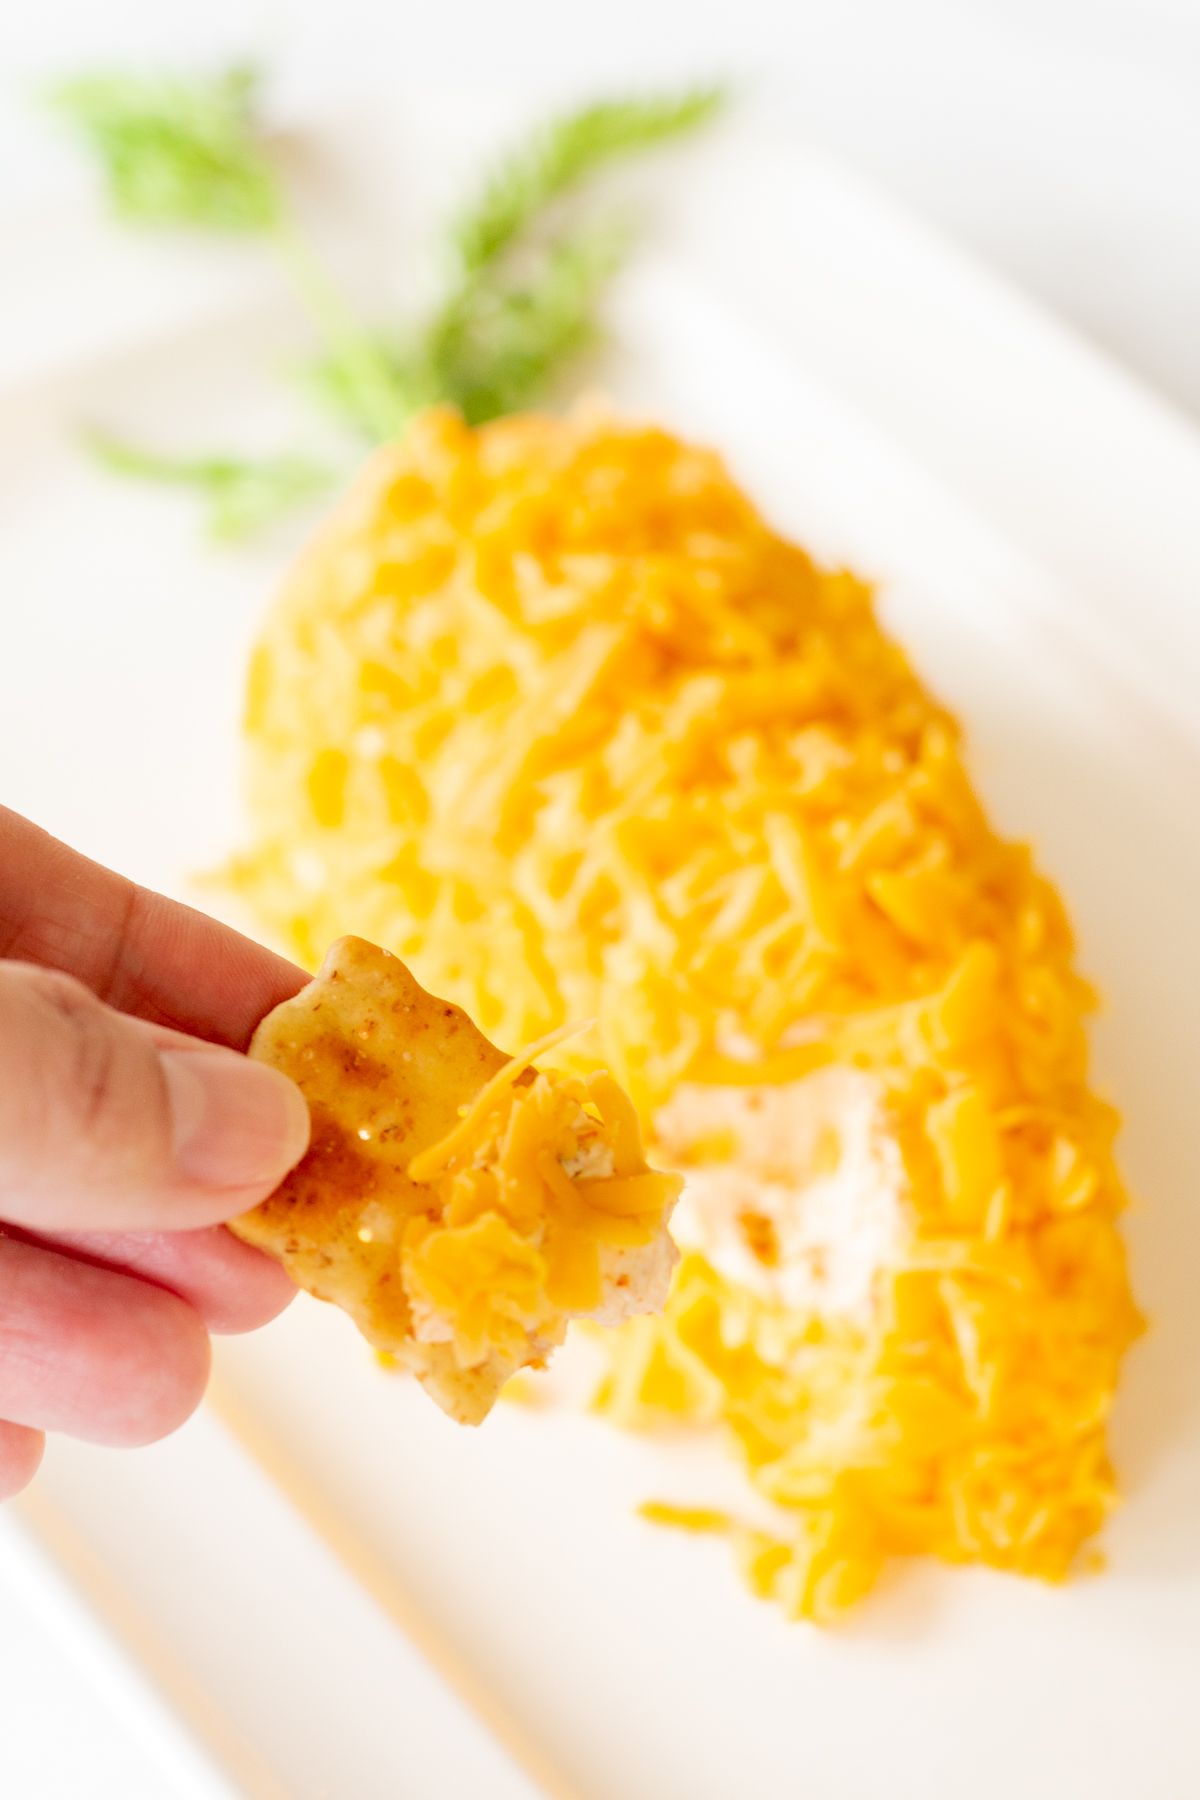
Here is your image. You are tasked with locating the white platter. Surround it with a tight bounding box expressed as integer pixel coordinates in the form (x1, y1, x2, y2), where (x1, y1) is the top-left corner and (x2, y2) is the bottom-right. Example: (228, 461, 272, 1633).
(2, 99, 1199, 1799)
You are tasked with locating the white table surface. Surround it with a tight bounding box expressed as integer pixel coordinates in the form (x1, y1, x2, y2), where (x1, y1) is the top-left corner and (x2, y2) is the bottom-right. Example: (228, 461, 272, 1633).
(0, 6, 1196, 1795)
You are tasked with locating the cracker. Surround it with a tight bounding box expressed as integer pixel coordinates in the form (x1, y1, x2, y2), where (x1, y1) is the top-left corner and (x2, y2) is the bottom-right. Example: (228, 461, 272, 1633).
(232, 936, 679, 1422)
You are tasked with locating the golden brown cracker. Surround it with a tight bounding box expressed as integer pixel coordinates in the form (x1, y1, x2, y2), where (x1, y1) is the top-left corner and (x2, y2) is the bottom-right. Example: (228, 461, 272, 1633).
(231, 935, 515, 1420)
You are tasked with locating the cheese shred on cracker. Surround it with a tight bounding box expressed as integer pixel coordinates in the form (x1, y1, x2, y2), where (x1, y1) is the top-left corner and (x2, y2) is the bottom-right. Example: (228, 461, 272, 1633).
(230, 407, 1142, 1619)
(232, 936, 681, 1423)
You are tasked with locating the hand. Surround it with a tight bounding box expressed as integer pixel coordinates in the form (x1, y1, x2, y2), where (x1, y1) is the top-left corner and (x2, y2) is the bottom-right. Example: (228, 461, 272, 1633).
(0, 807, 312, 1498)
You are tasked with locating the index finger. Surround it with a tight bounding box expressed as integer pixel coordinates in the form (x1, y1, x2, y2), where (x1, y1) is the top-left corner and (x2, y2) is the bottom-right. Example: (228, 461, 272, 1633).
(0, 806, 307, 1049)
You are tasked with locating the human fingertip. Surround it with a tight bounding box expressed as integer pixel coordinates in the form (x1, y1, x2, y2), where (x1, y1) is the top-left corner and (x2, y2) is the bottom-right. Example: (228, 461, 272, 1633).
(162, 1048, 310, 1197)
(100, 1290, 212, 1448)
(0, 1421, 45, 1500)
(206, 1236, 297, 1335)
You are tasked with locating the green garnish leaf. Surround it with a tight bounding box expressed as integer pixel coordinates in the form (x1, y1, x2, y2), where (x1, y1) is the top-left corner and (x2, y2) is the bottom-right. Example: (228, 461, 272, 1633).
(452, 86, 725, 276)
(47, 63, 410, 441)
(307, 217, 630, 433)
(270, 221, 415, 444)
(304, 332, 422, 442)
(428, 216, 631, 423)
(56, 68, 727, 530)
(84, 430, 332, 538)
(49, 64, 280, 231)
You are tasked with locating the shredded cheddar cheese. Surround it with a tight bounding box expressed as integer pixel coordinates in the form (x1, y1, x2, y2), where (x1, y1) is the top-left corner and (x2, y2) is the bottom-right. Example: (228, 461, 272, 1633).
(407, 1017, 593, 1181)
(405, 1057, 682, 1359)
(231, 406, 1142, 1614)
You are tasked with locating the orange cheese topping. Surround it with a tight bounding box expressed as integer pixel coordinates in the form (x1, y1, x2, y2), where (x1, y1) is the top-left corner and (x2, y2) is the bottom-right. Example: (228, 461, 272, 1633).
(404, 1059, 682, 1367)
(231, 406, 1142, 1617)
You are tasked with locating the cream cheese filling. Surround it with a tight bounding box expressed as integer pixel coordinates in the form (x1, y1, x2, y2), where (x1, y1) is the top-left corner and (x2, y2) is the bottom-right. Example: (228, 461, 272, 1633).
(654, 1066, 907, 1321)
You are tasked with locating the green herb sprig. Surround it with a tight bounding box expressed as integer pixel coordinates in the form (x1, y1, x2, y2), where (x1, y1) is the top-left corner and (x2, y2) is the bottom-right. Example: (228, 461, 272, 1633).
(83, 431, 333, 540)
(52, 67, 724, 538)
(450, 87, 724, 276)
(49, 65, 280, 232)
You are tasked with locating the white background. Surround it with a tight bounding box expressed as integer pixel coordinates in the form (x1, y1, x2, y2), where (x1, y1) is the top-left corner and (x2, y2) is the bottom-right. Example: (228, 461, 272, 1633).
(3, 0, 1199, 419)
(1, 4, 1197, 1795)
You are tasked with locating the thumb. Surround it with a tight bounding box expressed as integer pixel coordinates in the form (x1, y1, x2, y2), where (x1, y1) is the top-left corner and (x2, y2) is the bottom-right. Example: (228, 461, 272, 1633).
(0, 962, 310, 1233)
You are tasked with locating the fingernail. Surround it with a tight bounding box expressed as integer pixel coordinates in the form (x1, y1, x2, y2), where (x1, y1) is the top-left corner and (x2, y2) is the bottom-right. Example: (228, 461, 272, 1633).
(161, 1049, 310, 1190)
